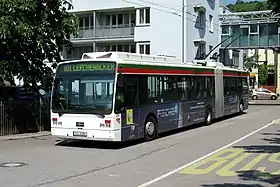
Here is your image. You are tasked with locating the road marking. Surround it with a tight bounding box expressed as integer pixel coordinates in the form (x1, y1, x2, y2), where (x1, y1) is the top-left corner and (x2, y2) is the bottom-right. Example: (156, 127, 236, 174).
(180, 148, 244, 175)
(216, 151, 251, 177)
(269, 153, 280, 175)
(137, 121, 275, 187)
(180, 148, 270, 177)
(239, 153, 268, 172)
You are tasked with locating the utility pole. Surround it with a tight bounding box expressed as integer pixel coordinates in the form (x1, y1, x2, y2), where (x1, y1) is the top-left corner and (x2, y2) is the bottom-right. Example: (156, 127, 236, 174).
(182, 0, 185, 63)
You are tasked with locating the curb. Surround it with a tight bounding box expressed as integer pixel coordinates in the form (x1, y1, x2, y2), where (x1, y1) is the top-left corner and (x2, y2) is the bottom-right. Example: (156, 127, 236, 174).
(0, 131, 51, 141)
(249, 103, 280, 106)
(249, 101, 280, 105)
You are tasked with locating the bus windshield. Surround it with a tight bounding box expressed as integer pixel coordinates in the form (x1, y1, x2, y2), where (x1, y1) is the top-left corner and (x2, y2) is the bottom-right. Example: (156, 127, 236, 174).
(51, 61, 116, 115)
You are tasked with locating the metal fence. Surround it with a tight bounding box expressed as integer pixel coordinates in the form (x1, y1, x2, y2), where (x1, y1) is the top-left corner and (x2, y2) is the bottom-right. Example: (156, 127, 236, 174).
(0, 98, 50, 136)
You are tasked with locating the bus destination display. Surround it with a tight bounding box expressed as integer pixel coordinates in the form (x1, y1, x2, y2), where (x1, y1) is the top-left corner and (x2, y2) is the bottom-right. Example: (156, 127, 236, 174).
(58, 62, 116, 73)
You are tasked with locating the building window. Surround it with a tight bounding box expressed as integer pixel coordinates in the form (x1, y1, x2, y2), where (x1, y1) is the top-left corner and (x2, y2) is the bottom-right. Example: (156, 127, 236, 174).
(209, 45, 213, 52)
(209, 15, 213, 33)
(105, 15, 110, 25)
(118, 14, 123, 25)
(222, 26, 230, 35)
(145, 44, 150, 54)
(112, 15, 117, 25)
(138, 43, 150, 54)
(98, 44, 136, 53)
(84, 17, 89, 30)
(79, 17, 83, 29)
(139, 8, 150, 25)
(196, 43, 206, 59)
(140, 45, 144, 54)
(249, 24, 258, 34)
(196, 12, 205, 29)
(123, 44, 130, 52)
(145, 8, 150, 24)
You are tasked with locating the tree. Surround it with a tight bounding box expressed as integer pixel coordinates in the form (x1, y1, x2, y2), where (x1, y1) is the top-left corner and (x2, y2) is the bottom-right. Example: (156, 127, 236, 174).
(258, 64, 268, 85)
(227, 1, 270, 12)
(267, 0, 280, 13)
(243, 53, 259, 72)
(0, 0, 78, 91)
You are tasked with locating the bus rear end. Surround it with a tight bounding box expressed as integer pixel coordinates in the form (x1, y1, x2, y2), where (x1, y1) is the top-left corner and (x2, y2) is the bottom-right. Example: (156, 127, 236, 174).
(50, 60, 122, 141)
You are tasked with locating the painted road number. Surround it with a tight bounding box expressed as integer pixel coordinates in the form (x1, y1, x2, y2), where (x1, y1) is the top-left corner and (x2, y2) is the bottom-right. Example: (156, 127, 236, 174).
(179, 148, 280, 176)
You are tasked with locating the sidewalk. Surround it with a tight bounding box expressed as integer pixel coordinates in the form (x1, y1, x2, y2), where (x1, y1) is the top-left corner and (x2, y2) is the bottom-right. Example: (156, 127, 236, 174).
(249, 99, 280, 105)
(0, 131, 51, 141)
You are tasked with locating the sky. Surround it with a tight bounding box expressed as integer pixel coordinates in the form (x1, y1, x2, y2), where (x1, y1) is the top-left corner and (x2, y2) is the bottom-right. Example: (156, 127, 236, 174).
(222, 0, 264, 5)
(222, 0, 236, 4)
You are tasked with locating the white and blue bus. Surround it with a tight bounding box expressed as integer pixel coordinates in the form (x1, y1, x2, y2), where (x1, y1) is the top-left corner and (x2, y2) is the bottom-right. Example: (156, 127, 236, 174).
(50, 52, 250, 142)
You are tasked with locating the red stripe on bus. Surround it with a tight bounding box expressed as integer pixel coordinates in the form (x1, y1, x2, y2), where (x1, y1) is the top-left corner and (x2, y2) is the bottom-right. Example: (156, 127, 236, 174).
(117, 68, 214, 75)
(223, 72, 248, 77)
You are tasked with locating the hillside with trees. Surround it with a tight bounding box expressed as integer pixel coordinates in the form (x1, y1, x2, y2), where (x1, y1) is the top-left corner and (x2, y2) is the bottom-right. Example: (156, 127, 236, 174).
(227, 0, 270, 12)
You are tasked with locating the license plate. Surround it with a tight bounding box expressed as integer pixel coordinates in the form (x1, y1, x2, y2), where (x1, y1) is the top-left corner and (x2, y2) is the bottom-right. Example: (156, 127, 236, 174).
(73, 131, 87, 137)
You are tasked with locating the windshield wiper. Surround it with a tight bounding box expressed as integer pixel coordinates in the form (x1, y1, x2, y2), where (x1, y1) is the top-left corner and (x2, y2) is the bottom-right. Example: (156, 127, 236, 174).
(92, 112, 105, 118)
(57, 98, 68, 116)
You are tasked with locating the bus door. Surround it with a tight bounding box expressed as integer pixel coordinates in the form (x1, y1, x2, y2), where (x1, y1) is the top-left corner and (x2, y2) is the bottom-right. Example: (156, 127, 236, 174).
(116, 75, 140, 141)
(224, 77, 238, 115)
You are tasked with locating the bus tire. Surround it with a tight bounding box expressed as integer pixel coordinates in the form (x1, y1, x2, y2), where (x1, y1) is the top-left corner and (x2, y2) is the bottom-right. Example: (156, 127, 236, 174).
(205, 106, 213, 126)
(144, 116, 157, 141)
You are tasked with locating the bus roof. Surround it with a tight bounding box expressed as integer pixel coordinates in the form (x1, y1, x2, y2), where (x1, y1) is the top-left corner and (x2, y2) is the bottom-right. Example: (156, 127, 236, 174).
(59, 52, 248, 73)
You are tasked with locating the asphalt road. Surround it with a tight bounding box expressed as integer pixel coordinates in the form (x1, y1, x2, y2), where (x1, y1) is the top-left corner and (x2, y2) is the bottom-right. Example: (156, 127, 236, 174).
(0, 105, 280, 187)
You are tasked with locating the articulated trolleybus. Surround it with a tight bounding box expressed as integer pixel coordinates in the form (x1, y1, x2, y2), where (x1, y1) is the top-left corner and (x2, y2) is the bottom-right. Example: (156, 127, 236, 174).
(50, 52, 249, 142)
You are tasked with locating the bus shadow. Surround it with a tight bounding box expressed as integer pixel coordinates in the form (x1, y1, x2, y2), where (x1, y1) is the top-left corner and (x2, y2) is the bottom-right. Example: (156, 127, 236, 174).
(55, 138, 145, 150)
(55, 112, 244, 150)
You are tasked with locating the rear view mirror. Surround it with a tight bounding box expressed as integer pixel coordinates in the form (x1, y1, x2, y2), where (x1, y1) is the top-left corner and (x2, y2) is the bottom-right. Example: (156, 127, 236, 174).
(117, 74, 125, 88)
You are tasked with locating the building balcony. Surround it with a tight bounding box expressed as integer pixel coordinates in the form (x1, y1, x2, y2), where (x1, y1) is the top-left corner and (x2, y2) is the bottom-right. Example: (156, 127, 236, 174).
(71, 24, 135, 40)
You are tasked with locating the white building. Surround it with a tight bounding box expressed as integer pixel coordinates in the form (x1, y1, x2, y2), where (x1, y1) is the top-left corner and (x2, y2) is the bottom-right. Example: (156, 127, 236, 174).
(62, 0, 221, 63)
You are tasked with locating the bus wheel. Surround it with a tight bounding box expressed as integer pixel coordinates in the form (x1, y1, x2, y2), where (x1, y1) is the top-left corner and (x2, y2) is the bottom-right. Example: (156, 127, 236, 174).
(144, 116, 157, 141)
(205, 107, 213, 126)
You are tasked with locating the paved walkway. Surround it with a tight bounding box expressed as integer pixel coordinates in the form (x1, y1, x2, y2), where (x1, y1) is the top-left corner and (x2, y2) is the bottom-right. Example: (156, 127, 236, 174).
(0, 131, 50, 141)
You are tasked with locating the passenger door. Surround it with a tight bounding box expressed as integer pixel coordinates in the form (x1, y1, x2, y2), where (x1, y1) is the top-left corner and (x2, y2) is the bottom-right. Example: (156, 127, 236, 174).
(122, 75, 140, 140)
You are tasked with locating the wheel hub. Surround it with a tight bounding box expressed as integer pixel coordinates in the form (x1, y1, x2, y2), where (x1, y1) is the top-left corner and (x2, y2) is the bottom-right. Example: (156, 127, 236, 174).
(207, 112, 211, 122)
(146, 122, 155, 135)
(240, 104, 243, 112)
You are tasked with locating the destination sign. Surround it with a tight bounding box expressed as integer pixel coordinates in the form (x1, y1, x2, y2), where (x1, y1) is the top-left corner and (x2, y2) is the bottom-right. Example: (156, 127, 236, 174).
(58, 62, 116, 74)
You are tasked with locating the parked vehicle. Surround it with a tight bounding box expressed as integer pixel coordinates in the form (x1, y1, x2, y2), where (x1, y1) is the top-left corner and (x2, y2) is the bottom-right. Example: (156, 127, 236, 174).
(251, 88, 278, 100)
